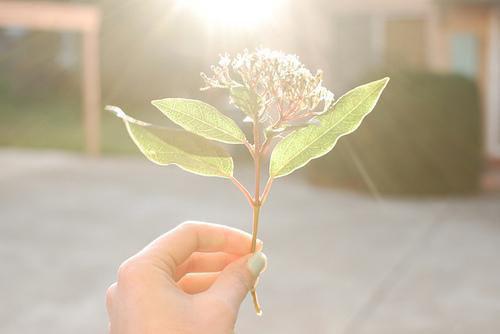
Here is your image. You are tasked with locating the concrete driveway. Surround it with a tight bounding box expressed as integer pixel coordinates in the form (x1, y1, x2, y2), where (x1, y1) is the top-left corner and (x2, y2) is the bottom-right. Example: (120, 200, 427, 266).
(0, 149, 499, 334)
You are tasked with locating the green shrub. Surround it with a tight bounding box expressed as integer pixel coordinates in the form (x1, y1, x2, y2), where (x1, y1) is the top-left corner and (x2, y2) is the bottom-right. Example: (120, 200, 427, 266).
(307, 70, 482, 196)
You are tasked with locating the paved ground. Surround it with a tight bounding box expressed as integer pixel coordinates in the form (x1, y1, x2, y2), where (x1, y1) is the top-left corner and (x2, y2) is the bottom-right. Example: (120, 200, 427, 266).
(0, 149, 499, 334)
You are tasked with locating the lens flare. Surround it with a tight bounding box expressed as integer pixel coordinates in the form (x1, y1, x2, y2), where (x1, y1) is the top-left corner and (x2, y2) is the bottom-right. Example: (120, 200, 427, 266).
(176, 0, 282, 29)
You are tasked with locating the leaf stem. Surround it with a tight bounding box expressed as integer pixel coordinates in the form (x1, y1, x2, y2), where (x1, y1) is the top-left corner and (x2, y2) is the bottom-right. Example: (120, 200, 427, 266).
(250, 203, 262, 315)
(249, 117, 263, 315)
(250, 204, 261, 252)
(244, 140, 255, 159)
(230, 176, 254, 207)
(253, 126, 261, 202)
(260, 178, 274, 205)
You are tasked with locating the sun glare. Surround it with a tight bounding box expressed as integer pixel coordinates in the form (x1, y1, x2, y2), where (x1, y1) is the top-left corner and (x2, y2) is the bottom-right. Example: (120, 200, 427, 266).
(176, 0, 282, 29)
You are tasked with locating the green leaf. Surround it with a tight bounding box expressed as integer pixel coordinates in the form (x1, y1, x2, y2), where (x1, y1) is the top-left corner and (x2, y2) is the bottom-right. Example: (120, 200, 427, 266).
(229, 85, 263, 119)
(270, 77, 389, 178)
(106, 106, 234, 178)
(151, 98, 246, 144)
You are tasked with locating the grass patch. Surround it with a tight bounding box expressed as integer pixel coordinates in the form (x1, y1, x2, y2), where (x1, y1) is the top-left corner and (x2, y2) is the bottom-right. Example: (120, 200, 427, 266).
(0, 94, 164, 155)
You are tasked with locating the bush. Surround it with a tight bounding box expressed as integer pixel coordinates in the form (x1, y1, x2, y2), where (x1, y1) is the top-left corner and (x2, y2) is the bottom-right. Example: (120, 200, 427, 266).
(307, 70, 482, 196)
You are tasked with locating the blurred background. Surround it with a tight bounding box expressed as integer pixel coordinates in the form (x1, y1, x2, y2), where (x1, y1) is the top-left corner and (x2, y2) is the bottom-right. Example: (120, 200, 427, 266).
(0, 0, 499, 333)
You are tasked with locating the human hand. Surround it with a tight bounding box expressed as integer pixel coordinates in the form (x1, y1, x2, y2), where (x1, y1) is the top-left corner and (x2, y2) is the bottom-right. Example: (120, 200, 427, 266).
(106, 221, 267, 334)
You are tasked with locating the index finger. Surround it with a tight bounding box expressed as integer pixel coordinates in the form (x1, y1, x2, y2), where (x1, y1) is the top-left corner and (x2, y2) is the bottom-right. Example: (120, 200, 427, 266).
(137, 221, 262, 276)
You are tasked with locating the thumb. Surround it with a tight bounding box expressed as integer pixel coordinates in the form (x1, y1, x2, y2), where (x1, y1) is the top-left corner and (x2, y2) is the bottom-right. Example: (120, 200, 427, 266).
(208, 252, 267, 311)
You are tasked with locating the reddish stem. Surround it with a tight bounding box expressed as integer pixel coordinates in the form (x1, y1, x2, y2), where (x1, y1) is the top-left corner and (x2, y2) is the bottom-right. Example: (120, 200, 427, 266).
(230, 176, 254, 207)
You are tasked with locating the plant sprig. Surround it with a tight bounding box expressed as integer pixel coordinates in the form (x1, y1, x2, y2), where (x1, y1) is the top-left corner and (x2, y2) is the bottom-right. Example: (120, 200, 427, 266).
(107, 48, 389, 315)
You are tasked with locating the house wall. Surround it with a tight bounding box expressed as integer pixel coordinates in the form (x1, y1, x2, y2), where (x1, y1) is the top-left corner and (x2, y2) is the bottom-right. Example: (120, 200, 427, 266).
(329, 0, 435, 15)
(486, 8, 500, 159)
(325, 1, 500, 160)
(385, 19, 427, 68)
(326, 0, 436, 91)
(436, 5, 500, 160)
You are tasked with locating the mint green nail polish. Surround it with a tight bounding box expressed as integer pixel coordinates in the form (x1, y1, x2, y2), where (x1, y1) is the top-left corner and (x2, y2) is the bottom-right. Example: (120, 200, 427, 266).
(247, 252, 267, 277)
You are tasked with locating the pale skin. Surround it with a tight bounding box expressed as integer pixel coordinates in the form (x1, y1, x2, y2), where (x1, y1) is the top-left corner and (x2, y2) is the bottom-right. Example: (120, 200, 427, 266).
(106, 221, 267, 334)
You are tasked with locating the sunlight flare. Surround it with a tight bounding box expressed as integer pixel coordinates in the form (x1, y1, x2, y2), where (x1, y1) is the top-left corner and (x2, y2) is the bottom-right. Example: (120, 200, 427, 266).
(176, 0, 283, 28)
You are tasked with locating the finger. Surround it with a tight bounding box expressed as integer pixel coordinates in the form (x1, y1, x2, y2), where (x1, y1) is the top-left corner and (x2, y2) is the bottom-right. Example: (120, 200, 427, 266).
(208, 252, 267, 312)
(105, 282, 117, 316)
(174, 252, 239, 281)
(138, 221, 262, 276)
(177, 272, 219, 294)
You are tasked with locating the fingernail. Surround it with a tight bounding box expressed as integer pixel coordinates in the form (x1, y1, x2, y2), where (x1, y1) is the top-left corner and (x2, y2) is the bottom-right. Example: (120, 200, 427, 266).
(257, 239, 264, 250)
(247, 252, 267, 278)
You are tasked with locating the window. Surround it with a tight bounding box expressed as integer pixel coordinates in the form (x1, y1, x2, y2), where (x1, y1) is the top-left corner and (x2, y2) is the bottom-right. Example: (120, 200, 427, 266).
(451, 33, 479, 79)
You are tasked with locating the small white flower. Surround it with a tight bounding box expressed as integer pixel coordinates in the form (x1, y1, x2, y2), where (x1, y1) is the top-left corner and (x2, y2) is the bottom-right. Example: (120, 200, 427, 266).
(218, 53, 231, 67)
(201, 48, 335, 130)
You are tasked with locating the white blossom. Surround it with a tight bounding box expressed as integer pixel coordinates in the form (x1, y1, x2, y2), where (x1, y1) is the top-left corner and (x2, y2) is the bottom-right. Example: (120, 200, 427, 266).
(201, 48, 335, 130)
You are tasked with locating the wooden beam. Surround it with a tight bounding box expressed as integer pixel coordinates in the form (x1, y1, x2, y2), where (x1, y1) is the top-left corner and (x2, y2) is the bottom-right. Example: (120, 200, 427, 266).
(0, 1, 99, 32)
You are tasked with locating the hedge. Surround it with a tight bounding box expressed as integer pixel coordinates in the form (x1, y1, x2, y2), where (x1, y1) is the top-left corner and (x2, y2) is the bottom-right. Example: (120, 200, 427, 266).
(307, 70, 482, 196)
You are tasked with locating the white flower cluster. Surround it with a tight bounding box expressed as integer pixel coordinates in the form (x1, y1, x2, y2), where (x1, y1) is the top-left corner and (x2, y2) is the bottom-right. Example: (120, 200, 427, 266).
(201, 48, 334, 130)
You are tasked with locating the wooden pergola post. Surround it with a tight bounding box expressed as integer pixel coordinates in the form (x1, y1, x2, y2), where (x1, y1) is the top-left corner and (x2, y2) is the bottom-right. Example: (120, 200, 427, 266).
(82, 28, 101, 156)
(0, 1, 102, 156)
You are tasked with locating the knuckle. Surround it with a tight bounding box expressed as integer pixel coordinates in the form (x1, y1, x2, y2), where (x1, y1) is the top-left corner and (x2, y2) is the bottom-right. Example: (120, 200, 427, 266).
(117, 258, 144, 284)
(179, 221, 199, 231)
